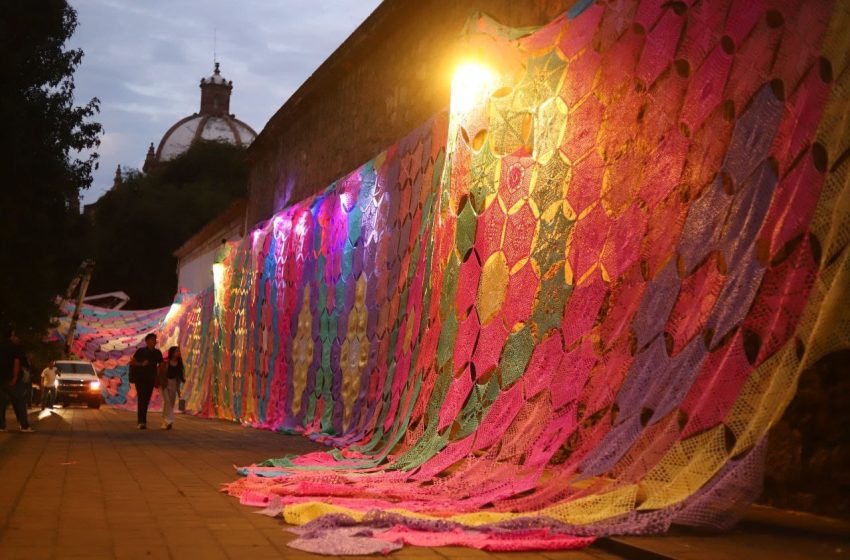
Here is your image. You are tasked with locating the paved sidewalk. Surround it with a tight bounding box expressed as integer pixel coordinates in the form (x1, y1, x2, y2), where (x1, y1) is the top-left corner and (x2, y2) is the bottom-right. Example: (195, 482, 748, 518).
(4, 406, 842, 560)
(0, 406, 620, 560)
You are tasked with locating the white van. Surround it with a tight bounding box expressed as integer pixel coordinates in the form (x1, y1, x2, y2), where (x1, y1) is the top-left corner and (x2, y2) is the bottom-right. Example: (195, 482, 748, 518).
(54, 360, 103, 409)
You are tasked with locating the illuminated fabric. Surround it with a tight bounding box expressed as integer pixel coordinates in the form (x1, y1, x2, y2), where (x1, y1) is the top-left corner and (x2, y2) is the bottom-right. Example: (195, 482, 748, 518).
(57, 301, 171, 407)
(91, 0, 850, 553)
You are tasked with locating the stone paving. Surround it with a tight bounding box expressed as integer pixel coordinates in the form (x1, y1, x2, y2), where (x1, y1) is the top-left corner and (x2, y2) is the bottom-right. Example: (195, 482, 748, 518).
(0, 406, 621, 560)
(3, 406, 846, 560)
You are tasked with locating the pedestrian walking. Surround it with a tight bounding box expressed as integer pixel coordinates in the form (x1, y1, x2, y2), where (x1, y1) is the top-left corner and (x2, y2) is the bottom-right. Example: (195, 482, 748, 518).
(0, 329, 34, 432)
(160, 346, 185, 430)
(40, 361, 58, 409)
(129, 333, 162, 429)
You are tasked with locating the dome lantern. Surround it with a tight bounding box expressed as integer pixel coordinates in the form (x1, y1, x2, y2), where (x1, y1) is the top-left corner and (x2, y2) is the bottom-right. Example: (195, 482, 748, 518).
(200, 62, 233, 117)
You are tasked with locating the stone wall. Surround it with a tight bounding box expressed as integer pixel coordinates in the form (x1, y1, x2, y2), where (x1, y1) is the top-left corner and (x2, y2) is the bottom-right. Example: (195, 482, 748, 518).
(245, 0, 576, 227)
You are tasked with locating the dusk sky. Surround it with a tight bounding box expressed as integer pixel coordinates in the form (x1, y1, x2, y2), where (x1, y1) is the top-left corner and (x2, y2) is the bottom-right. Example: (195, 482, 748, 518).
(69, 0, 383, 206)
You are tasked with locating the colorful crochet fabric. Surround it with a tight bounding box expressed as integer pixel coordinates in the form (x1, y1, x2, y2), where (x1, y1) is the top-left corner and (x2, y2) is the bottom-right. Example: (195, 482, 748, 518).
(66, 0, 850, 553)
(56, 301, 171, 408)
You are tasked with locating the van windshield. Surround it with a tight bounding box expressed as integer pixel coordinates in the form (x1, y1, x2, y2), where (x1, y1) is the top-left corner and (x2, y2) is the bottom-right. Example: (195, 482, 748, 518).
(56, 363, 96, 375)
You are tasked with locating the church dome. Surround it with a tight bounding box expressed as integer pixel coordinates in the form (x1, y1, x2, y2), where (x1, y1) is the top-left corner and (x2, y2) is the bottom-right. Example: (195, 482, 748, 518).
(145, 63, 257, 170)
(156, 114, 257, 161)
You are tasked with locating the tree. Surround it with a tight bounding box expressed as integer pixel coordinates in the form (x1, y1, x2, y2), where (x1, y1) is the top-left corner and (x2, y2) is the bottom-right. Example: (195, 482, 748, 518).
(0, 1, 102, 339)
(85, 141, 248, 308)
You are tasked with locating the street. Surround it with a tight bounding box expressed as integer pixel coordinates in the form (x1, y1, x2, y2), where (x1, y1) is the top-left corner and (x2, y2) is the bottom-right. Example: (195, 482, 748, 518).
(0, 407, 624, 560)
(1, 407, 845, 560)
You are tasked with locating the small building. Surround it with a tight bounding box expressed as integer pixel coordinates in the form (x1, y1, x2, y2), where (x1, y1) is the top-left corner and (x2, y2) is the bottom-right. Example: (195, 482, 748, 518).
(172, 198, 247, 294)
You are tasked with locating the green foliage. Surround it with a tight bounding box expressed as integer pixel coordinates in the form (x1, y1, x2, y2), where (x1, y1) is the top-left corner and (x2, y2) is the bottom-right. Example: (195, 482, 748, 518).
(0, 1, 102, 337)
(85, 141, 248, 308)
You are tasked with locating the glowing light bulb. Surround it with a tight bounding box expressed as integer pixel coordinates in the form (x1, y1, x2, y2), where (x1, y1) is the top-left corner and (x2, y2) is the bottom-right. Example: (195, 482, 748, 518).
(294, 213, 308, 237)
(339, 192, 351, 211)
(212, 263, 225, 288)
(451, 62, 497, 115)
(164, 303, 181, 323)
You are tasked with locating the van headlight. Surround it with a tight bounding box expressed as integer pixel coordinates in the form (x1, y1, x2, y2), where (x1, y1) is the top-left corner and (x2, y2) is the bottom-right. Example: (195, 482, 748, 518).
(89, 380, 101, 391)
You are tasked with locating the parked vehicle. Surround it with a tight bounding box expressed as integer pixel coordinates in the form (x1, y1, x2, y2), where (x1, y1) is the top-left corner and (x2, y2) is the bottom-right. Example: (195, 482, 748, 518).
(54, 360, 103, 409)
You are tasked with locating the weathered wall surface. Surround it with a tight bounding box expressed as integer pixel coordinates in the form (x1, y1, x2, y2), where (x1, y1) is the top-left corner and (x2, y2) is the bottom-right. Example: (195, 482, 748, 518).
(175, 221, 242, 294)
(245, 0, 576, 227)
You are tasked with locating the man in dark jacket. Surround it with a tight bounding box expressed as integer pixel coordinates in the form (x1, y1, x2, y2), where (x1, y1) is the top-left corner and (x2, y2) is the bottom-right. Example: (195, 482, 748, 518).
(129, 333, 163, 429)
(0, 329, 33, 432)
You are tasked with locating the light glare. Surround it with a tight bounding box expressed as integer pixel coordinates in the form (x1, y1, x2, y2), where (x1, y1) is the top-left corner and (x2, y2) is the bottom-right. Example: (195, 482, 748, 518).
(164, 303, 181, 322)
(212, 263, 225, 288)
(451, 62, 497, 115)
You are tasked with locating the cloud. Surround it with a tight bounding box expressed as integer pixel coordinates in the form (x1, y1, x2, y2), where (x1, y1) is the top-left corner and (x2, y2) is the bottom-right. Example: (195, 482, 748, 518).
(97, 131, 129, 158)
(69, 0, 382, 206)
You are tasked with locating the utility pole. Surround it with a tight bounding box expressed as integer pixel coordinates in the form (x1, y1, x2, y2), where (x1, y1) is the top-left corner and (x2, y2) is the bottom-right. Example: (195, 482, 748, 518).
(64, 260, 95, 358)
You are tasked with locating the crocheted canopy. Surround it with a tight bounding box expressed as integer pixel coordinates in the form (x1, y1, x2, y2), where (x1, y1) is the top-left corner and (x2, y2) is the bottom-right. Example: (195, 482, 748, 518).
(56, 301, 170, 406)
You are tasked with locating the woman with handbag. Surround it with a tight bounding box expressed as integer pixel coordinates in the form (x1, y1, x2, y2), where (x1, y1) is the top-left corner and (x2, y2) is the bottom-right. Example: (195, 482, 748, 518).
(160, 345, 185, 430)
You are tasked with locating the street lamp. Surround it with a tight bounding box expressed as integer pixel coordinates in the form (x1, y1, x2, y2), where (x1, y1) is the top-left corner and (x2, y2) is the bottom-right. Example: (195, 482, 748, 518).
(450, 61, 497, 116)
